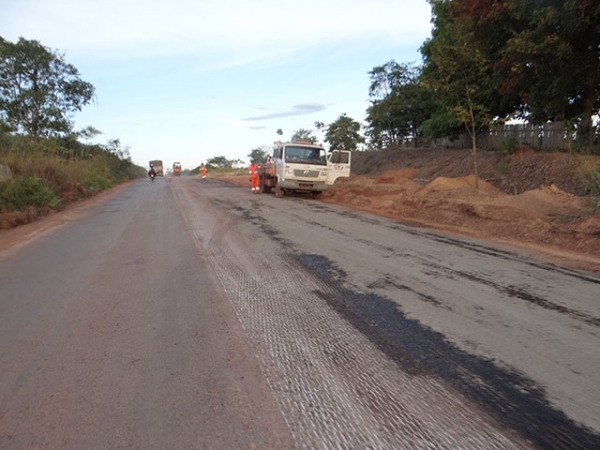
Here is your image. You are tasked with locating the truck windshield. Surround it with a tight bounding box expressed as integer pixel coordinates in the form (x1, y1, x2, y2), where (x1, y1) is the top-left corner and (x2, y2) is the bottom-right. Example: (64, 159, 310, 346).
(284, 146, 326, 165)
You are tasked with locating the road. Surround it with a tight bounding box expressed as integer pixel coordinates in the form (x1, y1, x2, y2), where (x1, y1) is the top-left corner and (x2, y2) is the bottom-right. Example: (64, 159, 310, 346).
(1, 176, 599, 449)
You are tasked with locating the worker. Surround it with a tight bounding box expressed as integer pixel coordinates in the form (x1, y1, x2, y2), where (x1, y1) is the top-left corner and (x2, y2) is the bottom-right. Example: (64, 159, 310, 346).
(200, 163, 207, 180)
(249, 160, 260, 194)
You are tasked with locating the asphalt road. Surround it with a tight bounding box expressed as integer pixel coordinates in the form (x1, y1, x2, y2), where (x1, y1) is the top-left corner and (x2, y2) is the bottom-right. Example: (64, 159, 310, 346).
(1, 175, 599, 449)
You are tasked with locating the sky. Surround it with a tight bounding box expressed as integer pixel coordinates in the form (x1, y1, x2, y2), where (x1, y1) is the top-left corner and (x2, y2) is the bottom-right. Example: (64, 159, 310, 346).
(1, 0, 433, 170)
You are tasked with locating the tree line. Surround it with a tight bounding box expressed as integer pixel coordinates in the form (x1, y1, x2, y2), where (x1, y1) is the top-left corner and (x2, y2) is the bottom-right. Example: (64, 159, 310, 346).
(2, 0, 599, 167)
(367, 0, 599, 152)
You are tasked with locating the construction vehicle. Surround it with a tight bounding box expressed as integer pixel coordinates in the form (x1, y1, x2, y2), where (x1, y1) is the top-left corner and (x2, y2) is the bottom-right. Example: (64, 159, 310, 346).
(173, 162, 182, 176)
(257, 140, 351, 198)
(149, 160, 164, 176)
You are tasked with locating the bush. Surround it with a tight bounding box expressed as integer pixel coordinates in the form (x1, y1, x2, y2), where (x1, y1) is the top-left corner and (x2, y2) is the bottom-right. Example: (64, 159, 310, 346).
(0, 134, 141, 211)
(83, 171, 113, 193)
(501, 135, 520, 155)
(0, 175, 60, 212)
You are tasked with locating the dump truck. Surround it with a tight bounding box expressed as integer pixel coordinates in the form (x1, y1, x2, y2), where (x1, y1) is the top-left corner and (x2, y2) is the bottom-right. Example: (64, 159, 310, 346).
(149, 160, 164, 176)
(257, 140, 351, 198)
(173, 162, 182, 176)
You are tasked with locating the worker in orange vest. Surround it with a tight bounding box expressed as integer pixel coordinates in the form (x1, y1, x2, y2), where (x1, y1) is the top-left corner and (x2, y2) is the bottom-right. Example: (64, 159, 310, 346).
(249, 160, 260, 194)
(200, 163, 207, 180)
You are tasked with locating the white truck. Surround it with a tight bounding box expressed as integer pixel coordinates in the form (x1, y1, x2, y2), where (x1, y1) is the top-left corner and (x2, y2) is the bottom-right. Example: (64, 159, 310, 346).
(257, 140, 351, 198)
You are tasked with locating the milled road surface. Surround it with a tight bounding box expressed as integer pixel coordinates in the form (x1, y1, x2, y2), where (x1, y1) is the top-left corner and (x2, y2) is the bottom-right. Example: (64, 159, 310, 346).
(1, 175, 599, 449)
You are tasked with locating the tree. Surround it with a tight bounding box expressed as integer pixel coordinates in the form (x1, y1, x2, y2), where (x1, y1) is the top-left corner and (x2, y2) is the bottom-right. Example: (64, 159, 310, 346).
(366, 61, 406, 146)
(430, 0, 600, 146)
(248, 146, 269, 163)
(324, 114, 365, 151)
(76, 125, 102, 141)
(495, 1, 600, 143)
(366, 61, 436, 148)
(421, 1, 496, 188)
(206, 156, 242, 169)
(290, 128, 317, 143)
(0, 37, 95, 141)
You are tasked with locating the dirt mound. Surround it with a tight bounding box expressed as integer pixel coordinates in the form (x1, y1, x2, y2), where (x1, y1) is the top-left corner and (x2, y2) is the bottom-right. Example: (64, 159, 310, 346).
(0, 211, 33, 229)
(375, 168, 418, 184)
(571, 215, 600, 236)
(509, 185, 590, 217)
(416, 175, 500, 195)
(351, 147, 599, 196)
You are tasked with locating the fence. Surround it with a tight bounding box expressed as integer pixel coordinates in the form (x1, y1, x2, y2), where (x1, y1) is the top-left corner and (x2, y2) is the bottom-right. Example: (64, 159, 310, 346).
(439, 122, 572, 150)
(486, 122, 565, 150)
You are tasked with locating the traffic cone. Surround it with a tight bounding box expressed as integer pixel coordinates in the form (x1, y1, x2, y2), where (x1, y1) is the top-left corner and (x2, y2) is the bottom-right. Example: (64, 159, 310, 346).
(168, 175, 172, 182)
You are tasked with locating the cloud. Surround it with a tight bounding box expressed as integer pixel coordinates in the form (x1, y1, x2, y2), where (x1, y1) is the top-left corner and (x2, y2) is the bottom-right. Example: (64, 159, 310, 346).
(249, 126, 267, 130)
(243, 103, 327, 121)
(1, 0, 432, 65)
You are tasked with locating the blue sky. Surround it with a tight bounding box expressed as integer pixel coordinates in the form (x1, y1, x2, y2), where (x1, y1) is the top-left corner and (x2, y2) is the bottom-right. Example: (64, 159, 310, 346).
(1, 0, 433, 170)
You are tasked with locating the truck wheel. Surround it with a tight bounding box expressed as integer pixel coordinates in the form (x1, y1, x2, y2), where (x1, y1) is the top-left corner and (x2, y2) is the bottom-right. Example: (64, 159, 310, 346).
(259, 176, 266, 193)
(259, 177, 271, 194)
(275, 183, 284, 198)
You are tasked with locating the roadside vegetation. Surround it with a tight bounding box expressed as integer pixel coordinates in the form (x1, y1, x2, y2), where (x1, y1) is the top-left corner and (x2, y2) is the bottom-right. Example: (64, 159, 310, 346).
(0, 37, 140, 226)
(0, 134, 142, 225)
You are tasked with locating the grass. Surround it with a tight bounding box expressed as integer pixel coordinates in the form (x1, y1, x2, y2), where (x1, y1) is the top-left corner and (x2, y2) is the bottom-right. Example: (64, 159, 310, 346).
(0, 175, 60, 212)
(549, 211, 582, 224)
(0, 133, 142, 219)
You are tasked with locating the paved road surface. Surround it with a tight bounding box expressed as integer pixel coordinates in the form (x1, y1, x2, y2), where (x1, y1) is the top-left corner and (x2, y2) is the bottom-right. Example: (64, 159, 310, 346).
(1, 176, 599, 449)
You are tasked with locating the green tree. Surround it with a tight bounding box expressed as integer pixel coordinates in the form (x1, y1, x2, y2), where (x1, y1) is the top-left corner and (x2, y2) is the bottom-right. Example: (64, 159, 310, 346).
(366, 61, 436, 148)
(0, 37, 95, 141)
(290, 128, 317, 143)
(431, 0, 600, 147)
(324, 114, 365, 151)
(421, 1, 495, 188)
(497, 1, 599, 144)
(206, 155, 242, 169)
(366, 61, 406, 146)
(248, 145, 269, 163)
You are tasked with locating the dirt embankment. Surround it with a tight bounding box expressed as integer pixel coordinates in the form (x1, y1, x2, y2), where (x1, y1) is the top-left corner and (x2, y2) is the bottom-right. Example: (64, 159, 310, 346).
(215, 147, 600, 273)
